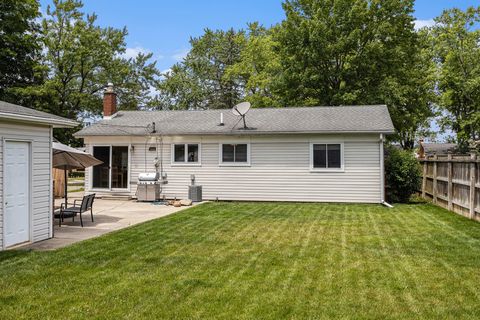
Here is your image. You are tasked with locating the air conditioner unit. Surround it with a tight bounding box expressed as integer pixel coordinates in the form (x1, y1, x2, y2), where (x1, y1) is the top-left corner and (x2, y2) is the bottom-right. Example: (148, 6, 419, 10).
(188, 185, 202, 202)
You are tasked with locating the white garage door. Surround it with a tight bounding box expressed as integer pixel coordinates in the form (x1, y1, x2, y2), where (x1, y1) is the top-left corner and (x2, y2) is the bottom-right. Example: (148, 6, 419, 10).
(4, 141, 30, 247)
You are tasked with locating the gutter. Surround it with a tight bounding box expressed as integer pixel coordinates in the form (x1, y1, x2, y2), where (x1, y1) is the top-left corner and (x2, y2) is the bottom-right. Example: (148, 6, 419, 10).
(74, 129, 396, 138)
(0, 112, 78, 128)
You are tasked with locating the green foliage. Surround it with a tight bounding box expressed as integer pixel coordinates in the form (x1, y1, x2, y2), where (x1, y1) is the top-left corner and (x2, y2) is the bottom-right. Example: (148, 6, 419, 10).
(225, 23, 282, 108)
(275, 0, 414, 105)
(385, 145, 421, 203)
(381, 29, 437, 149)
(274, 0, 434, 149)
(430, 6, 480, 149)
(156, 28, 246, 110)
(156, 0, 436, 148)
(0, 0, 42, 101)
(12, 0, 160, 145)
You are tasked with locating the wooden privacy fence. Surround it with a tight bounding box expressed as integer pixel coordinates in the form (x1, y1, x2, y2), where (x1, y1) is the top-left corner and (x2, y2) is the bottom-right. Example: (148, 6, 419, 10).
(420, 153, 480, 221)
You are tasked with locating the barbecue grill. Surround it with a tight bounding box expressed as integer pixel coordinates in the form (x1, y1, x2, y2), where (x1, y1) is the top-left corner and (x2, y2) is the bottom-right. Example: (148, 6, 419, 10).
(136, 172, 163, 201)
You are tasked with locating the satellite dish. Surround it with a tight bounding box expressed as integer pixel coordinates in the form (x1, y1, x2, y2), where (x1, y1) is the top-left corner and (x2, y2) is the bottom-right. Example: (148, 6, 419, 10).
(232, 102, 251, 129)
(232, 102, 251, 116)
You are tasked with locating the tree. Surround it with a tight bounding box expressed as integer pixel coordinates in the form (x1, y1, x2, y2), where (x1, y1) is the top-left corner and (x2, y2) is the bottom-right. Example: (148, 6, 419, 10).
(157, 28, 246, 110)
(274, 0, 434, 149)
(16, 0, 160, 145)
(225, 23, 282, 108)
(0, 0, 42, 101)
(430, 6, 480, 149)
(381, 29, 436, 149)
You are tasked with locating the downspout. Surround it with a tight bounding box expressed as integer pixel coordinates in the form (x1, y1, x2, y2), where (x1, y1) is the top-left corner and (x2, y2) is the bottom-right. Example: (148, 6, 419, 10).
(49, 126, 54, 238)
(380, 133, 393, 208)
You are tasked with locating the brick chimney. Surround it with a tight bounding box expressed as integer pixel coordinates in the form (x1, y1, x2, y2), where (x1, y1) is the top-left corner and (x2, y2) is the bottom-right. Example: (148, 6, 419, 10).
(103, 83, 117, 118)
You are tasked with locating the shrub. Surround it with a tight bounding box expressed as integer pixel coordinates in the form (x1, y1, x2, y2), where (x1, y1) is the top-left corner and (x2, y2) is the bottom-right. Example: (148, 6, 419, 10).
(385, 145, 421, 203)
(69, 170, 85, 178)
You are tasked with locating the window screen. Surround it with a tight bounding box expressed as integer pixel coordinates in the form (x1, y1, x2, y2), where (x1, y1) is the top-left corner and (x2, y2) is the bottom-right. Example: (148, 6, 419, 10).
(327, 144, 341, 168)
(222, 144, 248, 163)
(174, 144, 199, 163)
(313, 144, 341, 169)
(187, 144, 199, 162)
(174, 144, 185, 162)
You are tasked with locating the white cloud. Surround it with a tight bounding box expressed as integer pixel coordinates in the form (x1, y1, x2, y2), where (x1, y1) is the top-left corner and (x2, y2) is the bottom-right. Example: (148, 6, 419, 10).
(122, 46, 151, 59)
(172, 49, 189, 61)
(148, 85, 159, 98)
(414, 19, 435, 30)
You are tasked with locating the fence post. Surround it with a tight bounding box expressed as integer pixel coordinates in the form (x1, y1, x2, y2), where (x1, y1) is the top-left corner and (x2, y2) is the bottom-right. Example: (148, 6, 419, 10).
(470, 153, 477, 219)
(433, 154, 438, 204)
(447, 153, 453, 211)
(422, 159, 427, 198)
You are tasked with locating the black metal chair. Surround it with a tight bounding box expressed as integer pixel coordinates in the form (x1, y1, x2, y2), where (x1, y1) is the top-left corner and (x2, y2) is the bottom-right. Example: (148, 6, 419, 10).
(55, 194, 95, 227)
(86, 193, 95, 223)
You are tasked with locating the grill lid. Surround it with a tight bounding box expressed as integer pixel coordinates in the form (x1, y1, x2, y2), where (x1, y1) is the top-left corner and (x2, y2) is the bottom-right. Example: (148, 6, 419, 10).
(138, 172, 159, 181)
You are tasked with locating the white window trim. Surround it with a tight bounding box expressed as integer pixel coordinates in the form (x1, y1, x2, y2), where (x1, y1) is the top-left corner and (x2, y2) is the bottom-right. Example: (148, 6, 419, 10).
(219, 142, 251, 167)
(89, 144, 131, 192)
(309, 142, 345, 172)
(171, 143, 202, 166)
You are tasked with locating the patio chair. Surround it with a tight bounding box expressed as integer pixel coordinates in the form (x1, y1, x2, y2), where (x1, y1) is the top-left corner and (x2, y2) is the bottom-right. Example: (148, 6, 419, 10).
(86, 193, 96, 223)
(55, 194, 95, 227)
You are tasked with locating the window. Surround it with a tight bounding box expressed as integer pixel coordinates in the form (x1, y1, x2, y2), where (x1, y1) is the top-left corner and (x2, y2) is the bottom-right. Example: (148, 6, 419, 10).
(172, 143, 200, 164)
(221, 143, 249, 164)
(311, 143, 342, 170)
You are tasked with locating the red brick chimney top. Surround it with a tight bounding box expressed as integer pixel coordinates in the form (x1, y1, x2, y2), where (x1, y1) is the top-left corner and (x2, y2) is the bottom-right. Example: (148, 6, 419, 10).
(103, 83, 117, 118)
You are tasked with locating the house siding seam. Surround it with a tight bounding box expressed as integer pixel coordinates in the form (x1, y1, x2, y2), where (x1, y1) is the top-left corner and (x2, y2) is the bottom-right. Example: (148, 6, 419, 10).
(84, 134, 382, 203)
(0, 120, 52, 248)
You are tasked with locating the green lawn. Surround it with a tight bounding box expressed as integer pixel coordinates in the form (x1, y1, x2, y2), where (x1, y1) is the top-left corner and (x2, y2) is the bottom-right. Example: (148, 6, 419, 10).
(1, 202, 480, 319)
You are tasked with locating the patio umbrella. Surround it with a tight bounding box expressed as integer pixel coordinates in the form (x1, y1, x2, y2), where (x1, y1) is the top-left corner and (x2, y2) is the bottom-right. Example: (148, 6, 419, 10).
(52, 141, 103, 207)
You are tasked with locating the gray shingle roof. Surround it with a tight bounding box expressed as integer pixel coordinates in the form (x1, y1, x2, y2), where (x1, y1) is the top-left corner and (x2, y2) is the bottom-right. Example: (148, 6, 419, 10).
(75, 105, 394, 137)
(422, 143, 458, 155)
(0, 101, 77, 127)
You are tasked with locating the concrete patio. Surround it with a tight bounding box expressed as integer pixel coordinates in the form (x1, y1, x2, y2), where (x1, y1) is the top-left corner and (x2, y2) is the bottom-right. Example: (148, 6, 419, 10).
(26, 193, 199, 250)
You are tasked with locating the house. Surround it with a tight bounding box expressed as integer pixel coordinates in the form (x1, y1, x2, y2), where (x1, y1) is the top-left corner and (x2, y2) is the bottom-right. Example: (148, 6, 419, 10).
(75, 85, 395, 203)
(0, 101, 77, 249)
(417, 140, 458, 158)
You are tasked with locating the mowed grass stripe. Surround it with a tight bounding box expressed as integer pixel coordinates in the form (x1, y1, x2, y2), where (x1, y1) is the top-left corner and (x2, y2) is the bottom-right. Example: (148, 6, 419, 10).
(1, 202, 480, 319)
(407, 205, 480, 303)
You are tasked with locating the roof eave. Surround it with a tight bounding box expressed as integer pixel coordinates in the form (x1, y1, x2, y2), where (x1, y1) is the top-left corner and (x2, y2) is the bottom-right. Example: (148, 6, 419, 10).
(74, 129, 396, 138)
(0, 112, 78, 128)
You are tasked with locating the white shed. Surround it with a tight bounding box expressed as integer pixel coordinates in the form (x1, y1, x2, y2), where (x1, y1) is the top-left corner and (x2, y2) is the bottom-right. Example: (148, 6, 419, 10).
(0, 101, 77, 249)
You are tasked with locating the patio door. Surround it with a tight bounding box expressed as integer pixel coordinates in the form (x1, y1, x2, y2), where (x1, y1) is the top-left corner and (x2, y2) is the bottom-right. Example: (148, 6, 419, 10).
(92, 146, 129, 190)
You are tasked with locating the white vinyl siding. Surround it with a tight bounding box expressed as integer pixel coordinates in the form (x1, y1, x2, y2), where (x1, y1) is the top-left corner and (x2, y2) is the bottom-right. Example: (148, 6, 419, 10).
(84, 134, 382, 203)
(0, 120, 52, 249)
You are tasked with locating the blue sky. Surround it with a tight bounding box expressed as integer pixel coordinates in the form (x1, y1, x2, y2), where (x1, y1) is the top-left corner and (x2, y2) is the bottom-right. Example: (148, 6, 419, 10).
(39, 0, 480, 73)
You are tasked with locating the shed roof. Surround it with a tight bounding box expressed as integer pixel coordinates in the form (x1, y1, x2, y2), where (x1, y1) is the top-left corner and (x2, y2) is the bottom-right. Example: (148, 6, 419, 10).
(75, 105, 394, 137)
(421, 143, 458, 155)
(0, 101, 77, 127)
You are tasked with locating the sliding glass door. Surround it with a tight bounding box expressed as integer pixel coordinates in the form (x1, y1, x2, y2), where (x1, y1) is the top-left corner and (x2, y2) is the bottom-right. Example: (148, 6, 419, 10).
(111, 146, 128, 189)
(92, 146, 129, 190)
(92, 146, 110, 189)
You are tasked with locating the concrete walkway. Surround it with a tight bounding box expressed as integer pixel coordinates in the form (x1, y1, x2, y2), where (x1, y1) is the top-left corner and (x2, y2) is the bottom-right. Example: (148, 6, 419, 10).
(26, 196, 199, 251)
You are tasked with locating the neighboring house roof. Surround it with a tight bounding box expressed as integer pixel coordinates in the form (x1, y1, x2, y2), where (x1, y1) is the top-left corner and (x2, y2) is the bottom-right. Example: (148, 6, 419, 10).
(0, 101, 77, 127)
(421, 143, 458, 155)
(75, 105, 394, 137)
